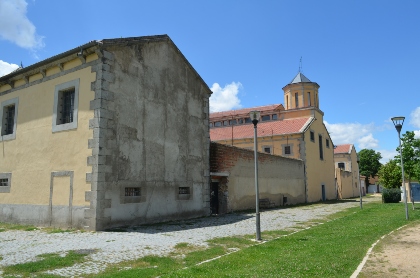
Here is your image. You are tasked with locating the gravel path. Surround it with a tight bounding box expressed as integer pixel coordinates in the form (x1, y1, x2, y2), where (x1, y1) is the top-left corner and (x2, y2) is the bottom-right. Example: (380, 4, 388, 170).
(0, 198, 374, 277)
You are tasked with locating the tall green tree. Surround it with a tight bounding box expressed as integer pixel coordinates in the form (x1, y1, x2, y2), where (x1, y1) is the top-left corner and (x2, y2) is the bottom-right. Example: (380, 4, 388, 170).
(358, 149, 382, 187)
(395, 131, 420, 185)
(378, 159, 402, 189)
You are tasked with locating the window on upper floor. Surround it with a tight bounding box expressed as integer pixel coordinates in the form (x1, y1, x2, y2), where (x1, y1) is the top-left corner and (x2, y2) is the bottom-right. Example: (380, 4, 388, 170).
(229, 119, 237, 125)
(261, 115, 271, 121)
(0, 97, 19, 141)
(338, 162, 345, 170)
(245, 117, 252, 123)
(295, 92, 299, 108)
(284, 145, 291, 155)
(238, 118, 244, 124)
(307, 92, 311, 106)
(326, 139, 330, 148)
(52, 79, 79, 133)
(310, 131, 315, 142)
(319, 134, 324, 160)
(272, 114, 278, 120)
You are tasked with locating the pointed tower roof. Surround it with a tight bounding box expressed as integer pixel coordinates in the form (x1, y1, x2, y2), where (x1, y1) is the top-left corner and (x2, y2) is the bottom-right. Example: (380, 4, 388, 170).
(290, 72, 311, 84)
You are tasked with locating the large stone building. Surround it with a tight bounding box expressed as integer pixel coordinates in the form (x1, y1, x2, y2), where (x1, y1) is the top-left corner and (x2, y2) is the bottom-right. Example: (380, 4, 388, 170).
(210, 73, 336, 202)
(0, 35, 212, 231)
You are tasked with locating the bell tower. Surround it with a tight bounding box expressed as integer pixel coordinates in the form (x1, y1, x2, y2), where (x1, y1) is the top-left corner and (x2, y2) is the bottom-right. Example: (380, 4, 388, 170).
(282, 72, 320, 110)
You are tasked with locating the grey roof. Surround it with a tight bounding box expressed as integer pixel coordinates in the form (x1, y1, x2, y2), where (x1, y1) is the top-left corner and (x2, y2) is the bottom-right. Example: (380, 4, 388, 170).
(290, 72, 312, 84)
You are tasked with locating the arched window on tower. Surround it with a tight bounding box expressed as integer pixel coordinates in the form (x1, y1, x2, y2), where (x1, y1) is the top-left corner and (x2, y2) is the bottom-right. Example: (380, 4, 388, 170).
(307, 92, 311, 106)
(295, 93, 299, 108)
(286, 95, 289, 109)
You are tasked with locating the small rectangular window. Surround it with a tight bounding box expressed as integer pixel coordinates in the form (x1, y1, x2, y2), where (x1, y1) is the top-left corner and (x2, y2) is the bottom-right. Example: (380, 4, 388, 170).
(284, 146, 291, 154)
(295, 92, 299, 108)
(261, 115, 270, 121)
(307, 92, 311, 106)
(338, 162, 345, 170)
(263, 146, 272, 154)
(229, 119, 237, 125)
(58, 88, 75, 125)
(245, 117, 252, 123)
(52, 79, 79, 133)
(310, 131, 315, 142)
(125, 187, 141, 196)
(179, 187, 191, 194)
(238, 119, 244, 124)
(0, 173, 11, 193)
(326, 139, 330, 148)
(272, 114, 278, 120)
(223, 120, 229, 126)
(2, 105, 15, 135)
(214, 121, 222, 127)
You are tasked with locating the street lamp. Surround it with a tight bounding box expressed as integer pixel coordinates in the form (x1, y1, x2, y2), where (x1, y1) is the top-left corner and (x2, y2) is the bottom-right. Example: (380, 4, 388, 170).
(250, 110, 261, 240)
(391, 116, 409, 220)
(357, 154, 362, 209)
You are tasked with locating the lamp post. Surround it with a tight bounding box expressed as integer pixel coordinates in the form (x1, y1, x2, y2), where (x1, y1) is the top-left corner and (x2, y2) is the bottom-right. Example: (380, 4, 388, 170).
(357, 154, 362, 209)
(391, 116, 409, 220)
(250, 110, 261, 241)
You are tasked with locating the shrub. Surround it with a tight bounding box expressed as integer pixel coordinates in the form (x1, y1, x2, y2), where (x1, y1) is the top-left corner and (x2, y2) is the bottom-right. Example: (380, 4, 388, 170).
(382, 188, 402, 203)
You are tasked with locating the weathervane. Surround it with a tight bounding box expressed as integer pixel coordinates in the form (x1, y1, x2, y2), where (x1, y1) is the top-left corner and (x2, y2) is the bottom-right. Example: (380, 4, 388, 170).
(298, 57, 302, 73)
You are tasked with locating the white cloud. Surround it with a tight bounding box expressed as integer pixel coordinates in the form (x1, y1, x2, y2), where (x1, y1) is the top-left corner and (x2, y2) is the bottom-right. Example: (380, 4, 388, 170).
(358, 134, 379, 149)
(209, 82, 242, 112)
(414, 130, 420, 139)
(324, 121, 377, 147)
(0, 60, 19, 77)
(377, 149, 398, 164)
(0, 0, 44, 49)
(410, 107, 420, 128)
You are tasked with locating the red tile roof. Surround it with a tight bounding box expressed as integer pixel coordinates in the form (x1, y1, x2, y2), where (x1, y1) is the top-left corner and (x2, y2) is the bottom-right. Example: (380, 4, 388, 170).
(210, 117, 313, 141)
(334, 144, 353, 154)
(210, 104, 284, 119)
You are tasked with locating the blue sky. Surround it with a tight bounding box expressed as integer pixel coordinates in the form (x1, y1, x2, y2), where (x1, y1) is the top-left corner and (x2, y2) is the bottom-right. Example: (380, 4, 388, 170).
(1, 0, 419, 163)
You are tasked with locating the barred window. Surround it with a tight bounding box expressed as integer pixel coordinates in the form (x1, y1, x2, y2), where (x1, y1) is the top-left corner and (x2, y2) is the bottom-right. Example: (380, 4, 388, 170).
(125, 187, 141, 196)
(179, 187, 190, 194)
(284, 146, 291, 155)
(0, 178, 8, 187)
(2, 104, 15, 135)
(58, 88, 75, 125)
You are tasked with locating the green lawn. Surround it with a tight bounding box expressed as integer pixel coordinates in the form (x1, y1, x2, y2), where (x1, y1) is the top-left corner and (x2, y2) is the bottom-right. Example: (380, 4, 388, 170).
(3, 201, 419, 278)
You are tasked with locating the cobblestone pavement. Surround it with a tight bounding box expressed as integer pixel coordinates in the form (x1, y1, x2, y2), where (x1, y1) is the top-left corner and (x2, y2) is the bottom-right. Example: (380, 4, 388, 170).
(0, 198, 375, 277)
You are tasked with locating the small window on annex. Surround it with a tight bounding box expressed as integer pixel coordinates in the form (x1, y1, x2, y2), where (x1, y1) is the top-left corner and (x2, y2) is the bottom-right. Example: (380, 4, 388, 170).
(0, 97, 19, 141)
(326, 139, 330, 148)
(272, 114, 278, 120)
(229, 119, 237, 125)
(338, 162, 345, 170)
(284, 145, 291, 155)
(52, 79, 79, 133)
(310, 131, 315, 142)
(214, 121, 222, 127)
(238, 119, 244, 124)
(263, 146, 272, 154)
(122, 186, 143, 204)
(178, 186, 192, 200)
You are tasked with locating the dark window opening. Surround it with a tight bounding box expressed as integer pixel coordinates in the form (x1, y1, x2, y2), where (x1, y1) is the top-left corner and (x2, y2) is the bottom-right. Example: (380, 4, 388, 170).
(284, 146, 291, 154)
(272, 114, 278, 120)
(295, 92, 299, 107)
(125, 187, 141, 196)
(238, 119, 244, 124)
(229, 119, 237, 125)
(214, 121, 222, 127)
(179, 187, 191, 194)
(261, 115, 271, 121)
(2, 105, 15, 135)
(310, 131, 315, 142)
(0, 178, 8, 187)
(263, 147, 271, 154)
(338, 162, 345, 170)
(326, 139, 330, 148)
(319, 135, 324, 160)
(223, 120, 229, 126)
(58, 88, 75, 125)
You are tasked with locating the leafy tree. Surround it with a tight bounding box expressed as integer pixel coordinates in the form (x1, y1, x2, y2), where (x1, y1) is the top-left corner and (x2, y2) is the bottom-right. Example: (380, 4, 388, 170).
(378, 159, 401, 189)
(358, 149, 382, 187)
(395, 131, 420, 192)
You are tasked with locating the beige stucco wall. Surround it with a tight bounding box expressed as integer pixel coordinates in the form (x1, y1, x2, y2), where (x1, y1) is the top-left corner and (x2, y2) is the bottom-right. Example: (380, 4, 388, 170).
(334, 146, 360, 199)
(0, 62, 95, 225)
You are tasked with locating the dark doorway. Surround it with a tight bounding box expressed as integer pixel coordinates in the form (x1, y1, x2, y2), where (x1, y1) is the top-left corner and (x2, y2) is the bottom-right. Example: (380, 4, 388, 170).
(210, 182, 219, 214)
(321, 184, 326, 201)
